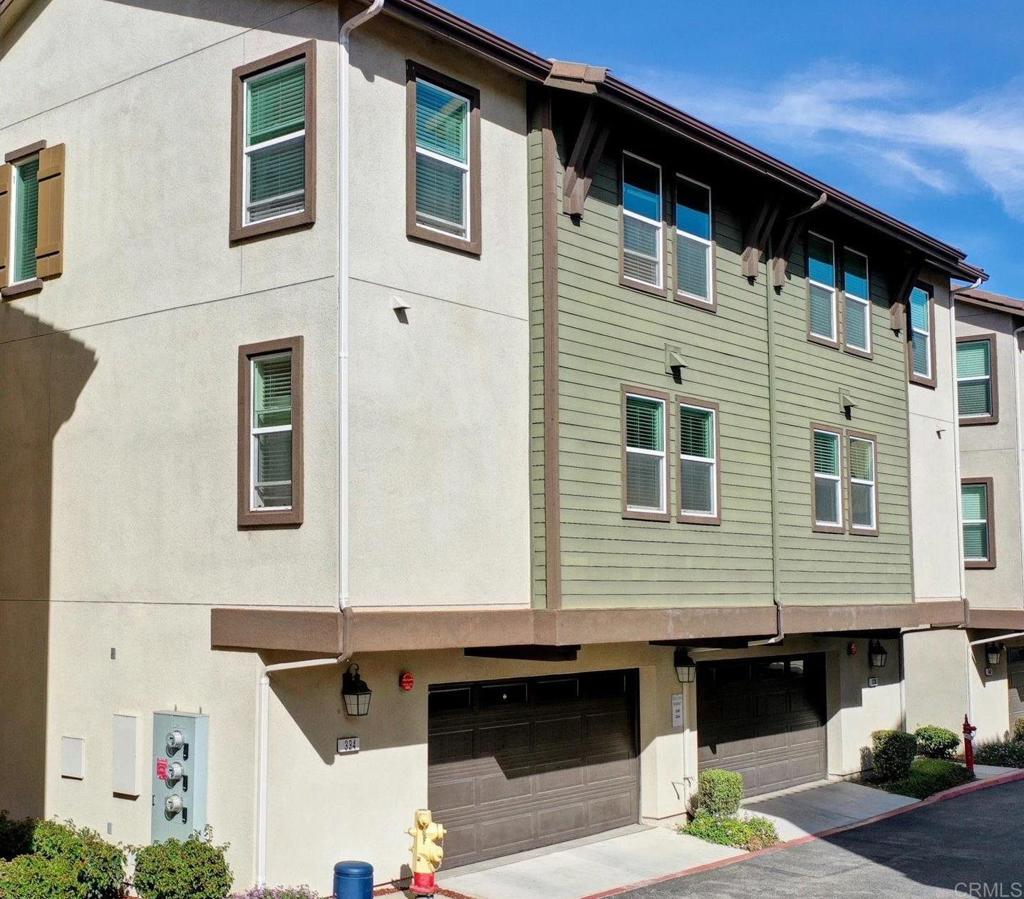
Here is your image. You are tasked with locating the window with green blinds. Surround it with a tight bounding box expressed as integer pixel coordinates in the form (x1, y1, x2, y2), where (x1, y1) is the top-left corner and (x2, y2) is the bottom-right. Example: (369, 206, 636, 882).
(680, 405, 716, 517)
(813, 430, 841, 527)
(13, 157, 39, 283)
(625, 394, 665, 513)
(415, 78, 470, 237)
(962, 482, 991, 562)
(252, 352, 293, 509)
(957, 339, 993, 419)
(244, 61, 306, 225)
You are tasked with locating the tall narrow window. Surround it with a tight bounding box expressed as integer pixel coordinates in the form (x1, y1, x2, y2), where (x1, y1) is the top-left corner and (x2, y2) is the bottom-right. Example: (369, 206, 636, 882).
(909, 284, 935, 386)
(679, 401, 719, 523)
(231, 42, 316, 241)
(957, 336, 997, 424)
(848, 434, 877, 534)
(407, 62, 480, 253)
(238, 337, 303, 527)
(807, 233, 837, 345)
(962, 479, 994, 568)
(843, 248, 871, 354)
(675, 177, 713, 307)
(12, 155, 39, 283)
(621, 154, 663, 290)
(624, 391, 667, 518)
(812, 428, 843, 531)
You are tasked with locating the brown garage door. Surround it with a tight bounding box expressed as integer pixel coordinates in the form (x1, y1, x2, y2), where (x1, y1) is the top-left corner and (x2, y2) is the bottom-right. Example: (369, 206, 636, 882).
(428, 669, 639, 868)
(1008, 647, 1024, 731)
(698, 654, 827, 797)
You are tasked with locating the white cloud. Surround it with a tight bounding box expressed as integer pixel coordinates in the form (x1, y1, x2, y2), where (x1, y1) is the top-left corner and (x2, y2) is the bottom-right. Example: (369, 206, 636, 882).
(622, 63, 1024, 220)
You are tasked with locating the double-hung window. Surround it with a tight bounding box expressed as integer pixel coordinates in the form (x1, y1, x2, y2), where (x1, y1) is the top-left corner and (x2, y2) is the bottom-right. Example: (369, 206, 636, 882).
(231, 42, 315, 241)
(848, 435, 877, 533)
(407, 63, 479, 253)
(621, 154, 663, 290)
(908, 285, 934, 385)
(624, 391, 667, 518)
(679, 402, 719, 523)
(962, 479, 994, 568)
(843, 248, 871, 354)
(238, 337, 303, 527)
(675, 177, 713, 306)
(10, 155, 39, 285)
(807, 233, 837, 345)
(957, 336, 997, 424)
(812, 428, 843, 531)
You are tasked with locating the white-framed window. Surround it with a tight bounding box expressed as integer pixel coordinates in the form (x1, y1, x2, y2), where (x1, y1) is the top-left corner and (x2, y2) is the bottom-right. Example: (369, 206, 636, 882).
(807, 233, 837, 343)
(625, 392, 666, 514)
(9, 154, 40, 284)
(675, 176, 712, 303)
(843, 248, 871, 353)
(961, 480, 992, 565)
(622, 153, 663, 288)
(243, 59, 307, 225)
(957, 337, 994, 421)
(414, 77, 471, 239)
(250, 351, 294, 511)
(848, 435, 877, 531)
(909, 285, 933, 381)
(813, 428, 842, 528)
(679, 403, 717, 518)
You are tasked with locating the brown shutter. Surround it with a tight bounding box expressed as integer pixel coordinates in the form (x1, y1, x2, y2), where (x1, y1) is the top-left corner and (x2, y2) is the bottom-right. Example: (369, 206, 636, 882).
(0, 164, 10, 290)
(35, 143, 65, 280)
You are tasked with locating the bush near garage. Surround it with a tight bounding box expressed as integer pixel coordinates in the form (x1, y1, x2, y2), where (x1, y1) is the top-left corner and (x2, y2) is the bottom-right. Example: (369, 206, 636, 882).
(132, 830, 232, 899)
(914, 725, 960, 760)
(871, 729, 917, 780)
(879, 758, 973, 800)
(684, 811, 779, 852)
(1012, 718, 1024, 743)
(975, 738, 1024, 768)
(695, 769, 743, 818)
(0, 812, 33, 861)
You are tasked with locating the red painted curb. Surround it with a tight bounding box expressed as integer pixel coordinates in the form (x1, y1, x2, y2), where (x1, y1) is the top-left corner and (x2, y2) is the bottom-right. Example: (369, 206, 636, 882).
(576, 770, 1024, 899)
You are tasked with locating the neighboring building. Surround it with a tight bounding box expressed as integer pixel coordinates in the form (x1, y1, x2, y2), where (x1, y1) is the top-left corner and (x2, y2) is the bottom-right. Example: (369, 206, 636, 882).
(0, 0, 991, 893)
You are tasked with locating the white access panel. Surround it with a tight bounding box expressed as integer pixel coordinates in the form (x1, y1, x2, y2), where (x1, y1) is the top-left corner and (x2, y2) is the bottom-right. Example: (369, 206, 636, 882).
(61, 736, 85, 780)
(113, 714, 139, 796)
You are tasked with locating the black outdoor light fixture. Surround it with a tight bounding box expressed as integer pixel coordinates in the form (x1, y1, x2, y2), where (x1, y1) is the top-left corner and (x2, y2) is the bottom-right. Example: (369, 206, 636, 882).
(986, 643, 1004, 668)
(674, 647, 696, 684)
(342, 663, 372, 717)
(868, 640, 888, 669)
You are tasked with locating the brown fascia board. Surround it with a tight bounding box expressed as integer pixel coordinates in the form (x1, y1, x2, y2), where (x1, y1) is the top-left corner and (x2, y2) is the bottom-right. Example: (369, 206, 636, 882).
(211, 602, 967, 654)
(965, 606, 1024, 631)
(956, 288, 1024, 319)
(375, 0, 984, 283)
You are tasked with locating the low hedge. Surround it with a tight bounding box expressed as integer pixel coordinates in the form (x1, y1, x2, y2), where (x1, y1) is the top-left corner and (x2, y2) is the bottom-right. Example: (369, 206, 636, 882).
(695, 769, 743, 818)
(914, 725, 959, 760)
(975, 738, 1024, 768)
(1012, 718, 1024, 743)
(133, 831, 232, 899)
(683, 811, 778, 851)
(0, 812, 33, 861)
(880, 758, 973, 800)
(231, 889, 321, 899)
(871, 729, 917, 780)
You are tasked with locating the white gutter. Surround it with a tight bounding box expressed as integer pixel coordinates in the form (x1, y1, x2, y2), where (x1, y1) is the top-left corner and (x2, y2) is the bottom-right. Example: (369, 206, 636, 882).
(338, 0, 386, 610)
(255, 655, 347, 886)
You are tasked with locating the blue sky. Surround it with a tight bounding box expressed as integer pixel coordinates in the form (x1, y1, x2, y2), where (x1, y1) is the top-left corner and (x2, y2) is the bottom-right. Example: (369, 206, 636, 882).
(442, 0, 1024, 295)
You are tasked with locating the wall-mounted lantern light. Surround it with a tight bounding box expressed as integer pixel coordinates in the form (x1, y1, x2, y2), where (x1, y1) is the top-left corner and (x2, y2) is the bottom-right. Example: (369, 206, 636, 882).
(342, 664, 372, 717)
(869, 640, 888, 669)
(986, 643, 1004, 668)
(674, 648, 696, 684)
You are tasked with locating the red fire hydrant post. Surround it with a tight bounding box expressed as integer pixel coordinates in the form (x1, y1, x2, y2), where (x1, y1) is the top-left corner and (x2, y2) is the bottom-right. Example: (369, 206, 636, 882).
(963, 715, 977, 775)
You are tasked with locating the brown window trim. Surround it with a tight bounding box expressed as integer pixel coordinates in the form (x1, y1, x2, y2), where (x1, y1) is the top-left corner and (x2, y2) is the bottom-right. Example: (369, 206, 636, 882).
(962, 476, 996, 569)
(238, 336, 304, 528)
(230, 41, 317, 243)
(676, 396, 721, 525)
(841, 245, 874, 361)
(405, 61, 481, 256)
(672, 174, 717, 313)
(805, 231, 840, 351)
(907, 281, 937, 389)
(956, 333, 999, 426)
(846, 429, 879, 537)
(4, 139, 46, 164)
(618, 150, 669, 300)
(811, 422, 845, 534)
(1, 278, 43, 300)
(621, 384, 671, 522)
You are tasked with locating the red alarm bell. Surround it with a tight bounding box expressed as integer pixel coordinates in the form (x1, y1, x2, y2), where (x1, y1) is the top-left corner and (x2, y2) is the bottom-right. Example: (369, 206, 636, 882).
(399, 671, 415, 692)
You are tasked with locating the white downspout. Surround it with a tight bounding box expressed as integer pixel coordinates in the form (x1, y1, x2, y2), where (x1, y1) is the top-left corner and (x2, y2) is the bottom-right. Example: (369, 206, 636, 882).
(256, 655, 348, 886)
(1012, 325, 1024, 606)
(338, 0, 386, 611)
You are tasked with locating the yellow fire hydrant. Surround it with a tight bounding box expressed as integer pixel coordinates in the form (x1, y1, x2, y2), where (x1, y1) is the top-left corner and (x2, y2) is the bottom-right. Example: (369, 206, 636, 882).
(407, 808, 446, 896)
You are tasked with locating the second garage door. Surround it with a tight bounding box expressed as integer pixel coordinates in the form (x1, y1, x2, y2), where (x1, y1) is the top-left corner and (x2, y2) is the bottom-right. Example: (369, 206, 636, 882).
(428, 669, 639, 868)
(698, 654, 827, 797)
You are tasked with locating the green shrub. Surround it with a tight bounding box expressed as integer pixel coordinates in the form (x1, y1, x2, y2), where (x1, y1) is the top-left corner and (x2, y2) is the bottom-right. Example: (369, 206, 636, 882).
(0, 811, 33, 861)
(133, 831, 232, 899)
(880, 758, 973, 799)
(914, 725, 960, 760)
(1012, 718, 1024, 743)
(0, 853, 82, 899)
(683, 811, 779, 851)
(976, 738, 1024, 767)
(695, 769, 743, 818)
(871, 729, 917, 780)
(231, 889, 321, 899)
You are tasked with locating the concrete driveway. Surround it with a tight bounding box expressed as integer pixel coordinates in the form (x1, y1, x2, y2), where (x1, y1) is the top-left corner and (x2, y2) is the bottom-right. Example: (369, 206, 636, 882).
(620, 778, 1024, 898)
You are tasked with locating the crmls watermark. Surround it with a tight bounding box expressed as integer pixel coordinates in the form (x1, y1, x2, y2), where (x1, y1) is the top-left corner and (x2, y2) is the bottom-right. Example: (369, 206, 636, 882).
(955, 884, 1024, 898)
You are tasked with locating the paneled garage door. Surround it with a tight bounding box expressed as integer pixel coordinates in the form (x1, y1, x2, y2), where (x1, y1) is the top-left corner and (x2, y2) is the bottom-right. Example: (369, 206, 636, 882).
(428, 669, 639, 868)
(698, 654, 827, 797)
(1008, 647, 1024, 730)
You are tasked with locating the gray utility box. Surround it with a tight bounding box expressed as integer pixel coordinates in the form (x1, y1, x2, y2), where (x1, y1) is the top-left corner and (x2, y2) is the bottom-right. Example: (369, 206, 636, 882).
(151, 712, 209, 843)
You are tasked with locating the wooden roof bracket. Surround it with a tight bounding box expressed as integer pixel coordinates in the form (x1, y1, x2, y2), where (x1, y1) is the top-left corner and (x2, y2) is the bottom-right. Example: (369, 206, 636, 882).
(770, 191, 828, 291)
(562, 97, 610, 220)
(890, 254, 925, 335)
(741, 200, 780, 282)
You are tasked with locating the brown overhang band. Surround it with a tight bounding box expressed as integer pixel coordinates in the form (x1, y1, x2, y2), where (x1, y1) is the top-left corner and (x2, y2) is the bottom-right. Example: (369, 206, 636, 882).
(965, 607, 1024, 631)
(211, 601, 968, 655)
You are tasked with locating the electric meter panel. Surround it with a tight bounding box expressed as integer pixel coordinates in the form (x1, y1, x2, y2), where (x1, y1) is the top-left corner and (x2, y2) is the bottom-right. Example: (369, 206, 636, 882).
(151, 712, 209, 843)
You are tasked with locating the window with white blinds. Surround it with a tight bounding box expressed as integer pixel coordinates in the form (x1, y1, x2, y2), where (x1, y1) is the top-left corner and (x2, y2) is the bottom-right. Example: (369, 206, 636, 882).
(679, 403, 717, 519)
(414, 78, 471, 238)
(848, 435, 876, 531)
(675, 177, 712, 304)
(11, 155, 39, 283)
(625, 393, 666, 514)
(843, 248, 871, 353)
(808, 233, 837, 343)
(244, 60, 307, 225)
(622, 154, 663, 289)
(813, 429, 842, 528)
(909, 285, 933, 381)
(962, 481, 992, 565)
(251, 352, 294, 510)
(957, 338, 995, 421)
